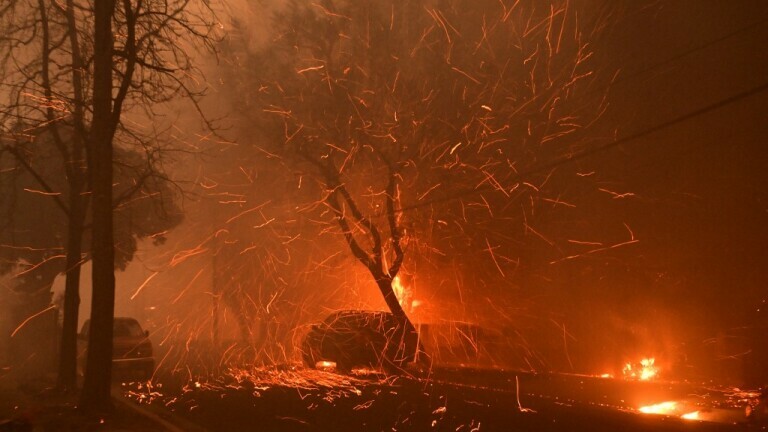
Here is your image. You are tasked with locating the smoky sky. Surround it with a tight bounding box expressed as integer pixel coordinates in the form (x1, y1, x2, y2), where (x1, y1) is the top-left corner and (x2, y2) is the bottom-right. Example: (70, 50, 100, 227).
(591, 0, 768, 321)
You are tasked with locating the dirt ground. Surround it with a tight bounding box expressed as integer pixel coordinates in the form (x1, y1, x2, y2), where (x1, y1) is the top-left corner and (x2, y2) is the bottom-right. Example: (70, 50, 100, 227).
(0, 368, 167, 432)
(123, 365, 749, 432)
(2, 364, 756, 431)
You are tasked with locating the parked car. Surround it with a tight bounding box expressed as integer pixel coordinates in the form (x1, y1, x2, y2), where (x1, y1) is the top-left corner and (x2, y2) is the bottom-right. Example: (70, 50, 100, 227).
(301, 310, 420, 373)
(77, 317, 154, 380)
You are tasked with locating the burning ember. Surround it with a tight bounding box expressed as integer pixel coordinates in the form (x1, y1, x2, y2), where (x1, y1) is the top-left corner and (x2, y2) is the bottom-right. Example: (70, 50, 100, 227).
(638, 401, 677, 415)
(638, 401, 700, 421)
(623, 357, 658, 380)
(681, 411, 700, 420)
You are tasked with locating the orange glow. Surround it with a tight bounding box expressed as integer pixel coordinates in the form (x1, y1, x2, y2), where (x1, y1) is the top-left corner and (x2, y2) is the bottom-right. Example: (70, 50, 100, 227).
(623, 357, 658, 380)
(681, 411, 699, 420)
(392, 275, 414, 312)
(639, 402, 700, 421)
(639, 401, 677, 415)
(316, 361, 336, 370)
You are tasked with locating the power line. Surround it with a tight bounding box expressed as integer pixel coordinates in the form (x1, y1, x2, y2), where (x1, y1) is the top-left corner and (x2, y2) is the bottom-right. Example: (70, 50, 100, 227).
(395, 80, 768, 215)
(607, 14, 768, 92)
(209, 12, 768, 225)
(389, 13, 768, 215)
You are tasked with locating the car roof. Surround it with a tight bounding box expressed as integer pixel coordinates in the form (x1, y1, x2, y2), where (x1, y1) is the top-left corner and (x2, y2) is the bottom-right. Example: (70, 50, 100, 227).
(333, 309, 392, 316)
(326, 310, 394, 319)
(81, 317, 140, 326)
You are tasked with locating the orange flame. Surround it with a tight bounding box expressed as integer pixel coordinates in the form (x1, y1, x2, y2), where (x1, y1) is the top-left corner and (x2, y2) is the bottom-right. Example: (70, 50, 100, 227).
(316, 361, 336, 370)
(681, 411, 699, 420)
(639, 401, 677, 415)
(623, 357, 658, 380)
(392, 275, 414, 312)
(638, 401, 700, 421)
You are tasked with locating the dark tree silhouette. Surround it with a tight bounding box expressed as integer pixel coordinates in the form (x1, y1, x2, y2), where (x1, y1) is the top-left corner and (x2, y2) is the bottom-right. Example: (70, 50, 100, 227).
(80, 0, 117, 408)
(80, 0, 218, 412)
(0, 127, 183, 389)
(1, 0, 217, 405)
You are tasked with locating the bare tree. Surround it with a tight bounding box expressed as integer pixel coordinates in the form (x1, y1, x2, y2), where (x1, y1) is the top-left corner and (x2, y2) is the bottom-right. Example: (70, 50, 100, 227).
(223, 0, 613, 353)
(0, 127, 183, 381)
(0, 0, 218, 404)
(0, 0, 91, 390)
(82, 0, 218, 412)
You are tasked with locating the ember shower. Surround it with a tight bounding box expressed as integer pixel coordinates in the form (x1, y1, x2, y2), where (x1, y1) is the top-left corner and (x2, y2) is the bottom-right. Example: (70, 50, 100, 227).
(3, 0, 766, 390)
(127, 0, 659, 376)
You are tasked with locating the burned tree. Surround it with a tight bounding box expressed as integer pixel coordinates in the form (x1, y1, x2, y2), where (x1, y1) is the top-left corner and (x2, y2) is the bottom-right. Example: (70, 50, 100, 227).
(224, 0, 613, 354)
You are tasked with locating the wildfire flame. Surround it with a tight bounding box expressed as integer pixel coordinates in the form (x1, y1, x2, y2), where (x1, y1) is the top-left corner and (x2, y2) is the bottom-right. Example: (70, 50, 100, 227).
(639, 401, 677, 415)
(623, 357, 658, 380)
(681, 411, 699, 420)
(392, 275, 414, 312)
(638, 401, 700, 421)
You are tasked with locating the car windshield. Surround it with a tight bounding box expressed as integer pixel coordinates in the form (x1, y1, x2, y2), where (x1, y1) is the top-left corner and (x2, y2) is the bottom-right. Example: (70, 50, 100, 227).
(114, 320, 144, 337)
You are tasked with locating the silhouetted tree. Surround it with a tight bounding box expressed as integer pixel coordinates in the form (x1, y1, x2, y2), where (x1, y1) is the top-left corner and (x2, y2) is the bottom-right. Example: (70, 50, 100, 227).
(81, 0, 218, 412)
(0, 0, 218, 406)
(0, 126, 183, 388)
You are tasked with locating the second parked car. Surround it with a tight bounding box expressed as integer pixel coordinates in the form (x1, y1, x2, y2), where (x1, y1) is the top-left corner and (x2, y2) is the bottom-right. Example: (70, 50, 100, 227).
(301, 310, 420, 373)
(78, 317, 155, 380)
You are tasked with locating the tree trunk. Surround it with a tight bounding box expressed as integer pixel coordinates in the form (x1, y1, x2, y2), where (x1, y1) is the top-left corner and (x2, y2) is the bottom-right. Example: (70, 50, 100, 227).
(56, 187, 85, 392)
(375, 275, 419, 359)
(375, 275, 408, 320)
(326, 180, 419, 360)
(52, 0, 88, 393)
(212, 252, 219, 347)
(79, 0, 116, 413)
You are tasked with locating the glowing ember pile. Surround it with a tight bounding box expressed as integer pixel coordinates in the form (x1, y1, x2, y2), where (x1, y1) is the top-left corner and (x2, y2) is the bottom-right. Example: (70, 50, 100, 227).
(681, 411, 700, 420)
(225, 365, 385, 399)
(125, 365, 391, 410)
(622, 357, 658, 381)
(638, 401, 677, 415)
(637, 401, 700, 421)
